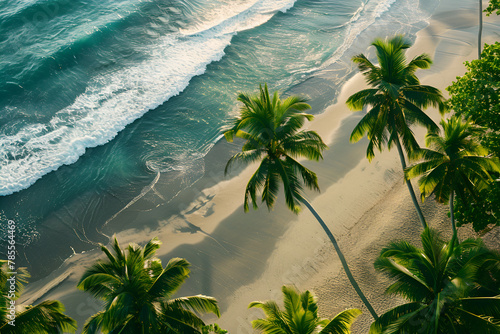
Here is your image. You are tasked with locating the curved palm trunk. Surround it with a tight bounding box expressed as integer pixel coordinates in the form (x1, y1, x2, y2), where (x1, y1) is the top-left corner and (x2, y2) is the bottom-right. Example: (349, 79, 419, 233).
(299, 197, 379, 320)
(479, 0, 483, 59)
(449, 191, 457, 238)
(393, 135, 428, 228)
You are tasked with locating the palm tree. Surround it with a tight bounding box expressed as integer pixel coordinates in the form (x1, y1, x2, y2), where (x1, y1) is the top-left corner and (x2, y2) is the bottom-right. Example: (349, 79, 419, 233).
(405, 116, 500, 236)
(78, 237, 220, 334)
(249, 285, 361, 334)
(371, 228, 500, 333)
(224, 84, 378, 319)
(346, 35, 446, 229)
(0, 260, 77, 333)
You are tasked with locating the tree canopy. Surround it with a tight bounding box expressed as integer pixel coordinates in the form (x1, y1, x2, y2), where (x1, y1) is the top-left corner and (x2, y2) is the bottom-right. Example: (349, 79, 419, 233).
(405, 116, 500, 234)
(78, 237, 220, 334)
(371, 228, 500, 333)
(224, 84, 327, 214)
(446, 42, 500, 231)
(446, 42, 500, 155)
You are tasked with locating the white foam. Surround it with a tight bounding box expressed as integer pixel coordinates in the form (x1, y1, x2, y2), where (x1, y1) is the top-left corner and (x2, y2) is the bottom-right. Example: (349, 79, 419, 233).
(319, 0, 399, 70)
(0, 0, 297, 196)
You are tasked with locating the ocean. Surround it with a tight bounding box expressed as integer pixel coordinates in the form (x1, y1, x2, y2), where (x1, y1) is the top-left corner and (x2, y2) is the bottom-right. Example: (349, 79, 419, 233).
(0, 0, 439, 278)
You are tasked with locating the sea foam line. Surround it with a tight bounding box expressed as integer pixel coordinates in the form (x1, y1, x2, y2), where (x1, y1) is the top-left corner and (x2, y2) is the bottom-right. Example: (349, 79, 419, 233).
(0, 0, 297, 196)
(319, 0, 398, 70)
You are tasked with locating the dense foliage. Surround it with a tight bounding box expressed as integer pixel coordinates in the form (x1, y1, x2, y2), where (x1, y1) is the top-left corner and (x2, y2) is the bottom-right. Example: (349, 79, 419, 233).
(447, 42, 500, 155)
(371, 228, 500, 333)
(224, 84, 327, 213)
(405, 116, 500, 233)
(454, 184, 500, 231)
(347, 35, 445, 160)
(446, 42, 500, 231)
(78, 237, 220, 334)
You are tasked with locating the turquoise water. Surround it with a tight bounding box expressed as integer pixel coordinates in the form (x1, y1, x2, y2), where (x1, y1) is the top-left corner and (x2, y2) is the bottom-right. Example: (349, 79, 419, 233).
(0, 0, 438, 276)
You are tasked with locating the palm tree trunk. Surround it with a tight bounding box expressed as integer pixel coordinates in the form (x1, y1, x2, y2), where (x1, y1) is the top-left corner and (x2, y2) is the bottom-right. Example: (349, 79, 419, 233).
(479, 0, 483, 59)
(449, 191, 457, 238)
(299, 197, 379, 320)
(393, 135, 428, 228)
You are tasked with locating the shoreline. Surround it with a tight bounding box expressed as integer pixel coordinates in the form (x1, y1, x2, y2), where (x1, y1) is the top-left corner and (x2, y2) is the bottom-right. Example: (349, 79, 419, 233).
(12, 0, 435, 281)
(19, 0, 500, 333)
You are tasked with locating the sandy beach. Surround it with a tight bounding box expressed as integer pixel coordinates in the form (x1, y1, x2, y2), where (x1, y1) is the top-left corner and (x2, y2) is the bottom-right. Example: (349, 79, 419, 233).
(19, 0, 500, 332)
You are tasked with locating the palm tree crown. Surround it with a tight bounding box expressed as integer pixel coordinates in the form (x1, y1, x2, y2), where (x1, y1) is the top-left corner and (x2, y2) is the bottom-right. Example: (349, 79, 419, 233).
(347, 35, 445, 159)
(371, 228, 500, 333)
(0, 260, 77, 333)
(78, 237, 220, 334)
(249, 285, 361, 334)
(405, 116, 500, 234)
(406, 115, 500, 203)
(224, 84, 327, 213)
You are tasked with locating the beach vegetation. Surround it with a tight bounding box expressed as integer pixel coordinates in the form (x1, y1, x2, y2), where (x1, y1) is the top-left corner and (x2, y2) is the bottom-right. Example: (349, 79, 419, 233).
(0, 260, 77, 333)
(347, 35, 446, 229)
(371, 228, 500, 333)
(446, 42, 500, 232)
(77, 237, 220, 334)
(405, 116, 500, 236)
(249, 285, 361, 334)
(224, 84, 378, 319)
(485, 0, 500, 15)
(201, 323, 228, 333)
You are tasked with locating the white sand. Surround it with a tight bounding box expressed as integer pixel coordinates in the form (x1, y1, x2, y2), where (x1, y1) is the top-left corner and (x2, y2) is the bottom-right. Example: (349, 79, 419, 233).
(20, 0, 500, 333)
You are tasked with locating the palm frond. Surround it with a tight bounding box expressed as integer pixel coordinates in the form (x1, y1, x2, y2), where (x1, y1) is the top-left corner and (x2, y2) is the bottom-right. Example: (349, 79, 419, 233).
(320, 308, 362, 334)
(82, 311, 104, 334)
(351, 55, 381, 85)
(402, 85, 446, 115)
(143, 237, 162, 260)
(162, 306, 207, 333)
(374, 257, 432, 302)
(406, 53, 432, 72)
(148, 257, 191, 299)
(261, 163, 281, 211)
(281, 285, 302, 320)
(281, 131, 327, 161)
(251, 320, 289, 334)
(369, 302, 423, 334)
(11, 300, 77, 334)
(459, 297, 500, 318)
(349, 104, 382, 144)
(453, 307, 500, 333)
(249, 300, 286, 321)
(225, 149, 266, 175)
(168, 295, 220, 317)
(244, 157, 271, 211)
(275, 158, 304, 213)
(285, 156, 320, 191)
(77, 262, 122, 299)
(346, 89, 379, 110)
(404, 157, 445, 181)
